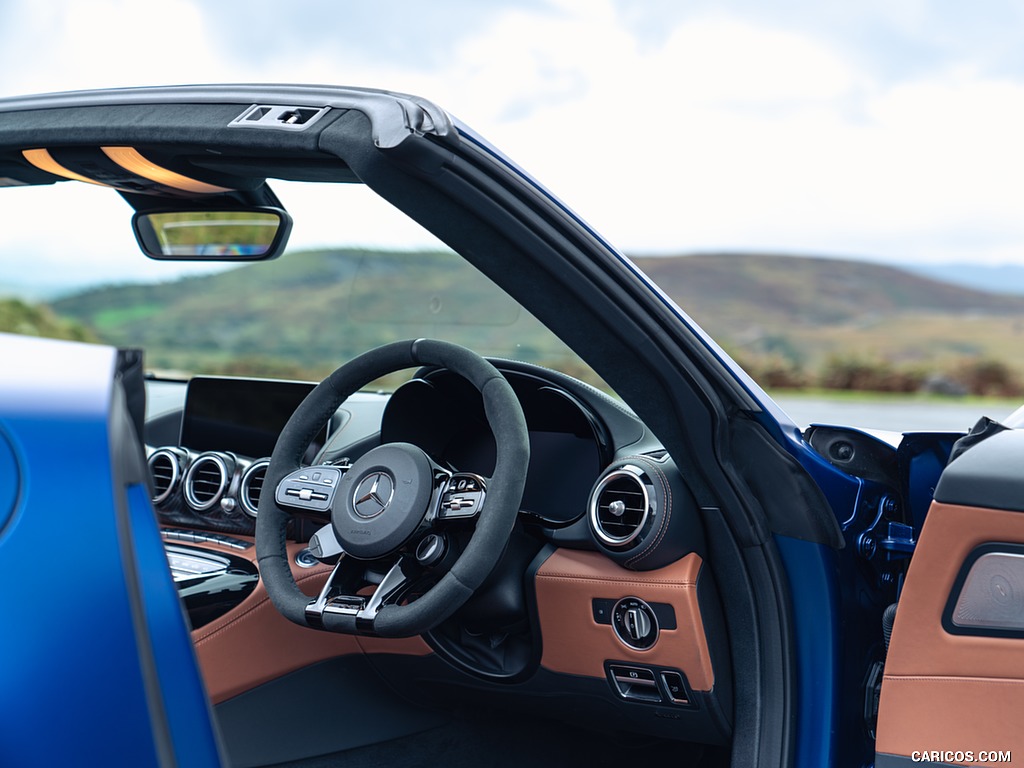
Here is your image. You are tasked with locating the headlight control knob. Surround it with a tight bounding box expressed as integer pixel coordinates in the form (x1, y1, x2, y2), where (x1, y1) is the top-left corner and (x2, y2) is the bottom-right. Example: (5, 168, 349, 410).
(612, 596, 659, 650)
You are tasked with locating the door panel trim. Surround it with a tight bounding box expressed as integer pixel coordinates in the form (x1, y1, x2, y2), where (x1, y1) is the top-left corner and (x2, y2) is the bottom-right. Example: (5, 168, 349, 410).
(884, 503, 1024, 679)
(877, 502, 1024, 762)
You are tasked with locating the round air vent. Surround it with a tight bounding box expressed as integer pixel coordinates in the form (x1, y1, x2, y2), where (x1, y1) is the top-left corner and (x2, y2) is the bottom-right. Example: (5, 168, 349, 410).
(239, 459, 270, 518)
(184, 453, 231, 512)
(148, 448, 184, 505)
(588, 456, 702, 571)
(589, 467, 652, 548)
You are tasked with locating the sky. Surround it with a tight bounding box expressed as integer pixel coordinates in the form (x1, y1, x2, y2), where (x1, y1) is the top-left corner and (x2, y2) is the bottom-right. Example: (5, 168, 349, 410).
(2, 0, 1024, 289)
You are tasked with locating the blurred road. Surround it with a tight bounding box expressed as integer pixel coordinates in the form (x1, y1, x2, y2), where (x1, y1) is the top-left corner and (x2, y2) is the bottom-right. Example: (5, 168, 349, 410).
(772, 395, 1021, 433)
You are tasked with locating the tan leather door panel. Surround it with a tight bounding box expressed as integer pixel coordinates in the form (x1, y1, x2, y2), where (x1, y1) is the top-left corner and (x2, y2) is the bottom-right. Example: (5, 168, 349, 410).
(876, 502, 1024, 765)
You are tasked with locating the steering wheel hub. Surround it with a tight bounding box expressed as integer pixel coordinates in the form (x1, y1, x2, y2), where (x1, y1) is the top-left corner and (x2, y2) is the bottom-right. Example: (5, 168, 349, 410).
(333, 442, 435, 559)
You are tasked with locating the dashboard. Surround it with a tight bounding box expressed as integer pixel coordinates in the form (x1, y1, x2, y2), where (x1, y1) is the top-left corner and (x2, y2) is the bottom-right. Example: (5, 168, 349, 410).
(145, 359, 731, 750)
(148, 376, 332, 536)
(147, 362, 647, 542)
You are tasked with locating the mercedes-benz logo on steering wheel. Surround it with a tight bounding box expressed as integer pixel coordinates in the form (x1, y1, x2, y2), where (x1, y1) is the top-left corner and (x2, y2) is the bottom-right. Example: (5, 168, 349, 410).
(352, 471, 395, 519)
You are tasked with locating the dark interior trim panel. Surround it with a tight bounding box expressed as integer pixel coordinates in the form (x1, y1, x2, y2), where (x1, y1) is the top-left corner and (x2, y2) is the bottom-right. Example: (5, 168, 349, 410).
(934, 430, 1024, 512)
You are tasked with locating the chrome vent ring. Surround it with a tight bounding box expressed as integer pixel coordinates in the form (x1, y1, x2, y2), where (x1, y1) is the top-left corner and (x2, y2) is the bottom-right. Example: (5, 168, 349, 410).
(589, 467, 652, 548)
(240, 459, 270, 518)
(184, 453, 230, 512)
(147, 448, 182, 505)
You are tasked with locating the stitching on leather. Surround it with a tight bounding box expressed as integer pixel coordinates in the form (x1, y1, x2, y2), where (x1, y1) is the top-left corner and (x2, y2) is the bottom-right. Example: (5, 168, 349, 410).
(536, 574, 697, 588)
(193, 567, 328, 645)
(885, 675, 1024, 685)
(621, 456, 673, 568)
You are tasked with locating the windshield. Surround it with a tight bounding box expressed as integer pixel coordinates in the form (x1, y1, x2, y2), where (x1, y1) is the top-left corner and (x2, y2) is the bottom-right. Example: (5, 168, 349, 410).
(1, 179, 604, 390)
(4, 136, 1021, 435)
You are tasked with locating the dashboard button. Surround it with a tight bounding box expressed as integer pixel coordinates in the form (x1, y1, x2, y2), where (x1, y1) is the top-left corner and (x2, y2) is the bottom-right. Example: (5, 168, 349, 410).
(607, 664, 662, 703)
(612, 597, 659, 650)
(660, 671, 691, 705)
(415, 533, 447, 567)
(591, 598, 615, 625)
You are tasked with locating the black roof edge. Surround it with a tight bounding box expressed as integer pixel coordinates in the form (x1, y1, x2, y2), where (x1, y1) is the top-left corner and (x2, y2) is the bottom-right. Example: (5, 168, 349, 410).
(0, 84, 456, 150)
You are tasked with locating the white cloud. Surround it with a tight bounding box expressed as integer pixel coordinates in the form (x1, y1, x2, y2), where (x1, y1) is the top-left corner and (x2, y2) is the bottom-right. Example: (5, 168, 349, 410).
(437, 4, 1024, 265)
(1, 0, 1024, 267)
(0, 1, 238, 94)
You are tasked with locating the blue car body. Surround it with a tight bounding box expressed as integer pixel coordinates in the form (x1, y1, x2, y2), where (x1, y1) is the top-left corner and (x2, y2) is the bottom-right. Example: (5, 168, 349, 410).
(0, 335, 221, 767)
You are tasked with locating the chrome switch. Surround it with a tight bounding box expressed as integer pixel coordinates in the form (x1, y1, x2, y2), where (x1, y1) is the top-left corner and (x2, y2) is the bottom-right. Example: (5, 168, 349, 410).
(612, 596, 659, 650)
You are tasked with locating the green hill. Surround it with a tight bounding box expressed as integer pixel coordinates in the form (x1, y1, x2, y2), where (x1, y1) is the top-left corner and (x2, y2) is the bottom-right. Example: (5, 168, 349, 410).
(0, 298, 96, 342)
(49, 249, 1024, 390)
(51, 248, 576, 378)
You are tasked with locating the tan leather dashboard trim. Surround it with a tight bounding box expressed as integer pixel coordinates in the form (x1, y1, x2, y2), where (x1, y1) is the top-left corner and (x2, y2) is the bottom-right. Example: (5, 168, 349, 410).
(877, 502, 1024, 761)
(178, 533, 430, 704)
(535, 549, 714, 691)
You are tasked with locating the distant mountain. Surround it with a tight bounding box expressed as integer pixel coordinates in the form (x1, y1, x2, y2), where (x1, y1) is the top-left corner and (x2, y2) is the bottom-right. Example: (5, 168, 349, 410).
(900, 263, 1024, 296)
(629, 253, 1024, 371)
(631, 253, 1024, 330)
(50, 249, 1024, 381)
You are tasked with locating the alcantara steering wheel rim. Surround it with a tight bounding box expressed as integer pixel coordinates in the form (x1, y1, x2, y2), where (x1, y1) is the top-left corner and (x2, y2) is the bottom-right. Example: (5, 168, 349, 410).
(255, 339, 530, 637)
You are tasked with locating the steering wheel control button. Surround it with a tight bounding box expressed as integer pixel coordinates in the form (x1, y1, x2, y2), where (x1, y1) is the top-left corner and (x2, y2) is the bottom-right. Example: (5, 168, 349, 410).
(294, 548, 319, 568)
(612, 597, 659, 650)
(276, 465, 343, 512)
(308, 523, 345, 563)
(439, 493, 479, 518)
(438, 473, 486, 520)
(415, 533, 447, 567)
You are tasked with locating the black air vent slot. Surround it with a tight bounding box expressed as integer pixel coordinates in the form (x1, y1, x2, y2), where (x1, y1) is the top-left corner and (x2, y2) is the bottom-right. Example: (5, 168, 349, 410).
(240, 460, 269, 518)
(185, 455, 229, 511)
(148, 449, 180, 505)
(191, 464, 223, 504)
(598, 477, 646, 537)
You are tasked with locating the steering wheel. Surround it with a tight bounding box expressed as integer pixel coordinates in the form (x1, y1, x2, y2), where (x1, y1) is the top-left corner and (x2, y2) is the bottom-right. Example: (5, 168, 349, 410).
(255, 339, 529, 638)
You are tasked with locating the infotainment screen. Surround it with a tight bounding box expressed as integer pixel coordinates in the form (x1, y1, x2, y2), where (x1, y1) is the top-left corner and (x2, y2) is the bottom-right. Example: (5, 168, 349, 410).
(180, 377, 325, 458)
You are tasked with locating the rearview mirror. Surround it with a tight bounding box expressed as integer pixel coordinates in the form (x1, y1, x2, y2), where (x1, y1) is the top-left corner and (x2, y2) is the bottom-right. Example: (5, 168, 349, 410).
(132, 208, 292, 261)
